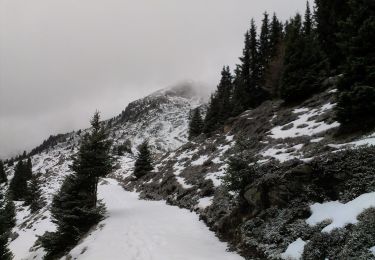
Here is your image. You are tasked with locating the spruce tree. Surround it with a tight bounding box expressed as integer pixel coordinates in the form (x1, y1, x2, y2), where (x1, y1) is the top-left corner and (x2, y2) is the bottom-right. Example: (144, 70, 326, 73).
(264, 13, 285, 98)
(304, 1, 313, 35)
(40, 111, 113, 259)
(204, 66, 233, 134)
(25, 158, 32, 180)
(336, 0, 375, 130)
(259, 12, 271, 80)
(280, 11, 328, 103)
(0, 190, 15, 260)
(232, 20, 268, 115)
(314, 0, 349, 68)
(270, 13, 283, 53)
(9, 160, 28, 201)
(0, 160, 7, 184)
(0, 229, 13, 260)
(25, 174, 45, 213)
(133, 141, 153, 179)
(189, 108, 203, 139)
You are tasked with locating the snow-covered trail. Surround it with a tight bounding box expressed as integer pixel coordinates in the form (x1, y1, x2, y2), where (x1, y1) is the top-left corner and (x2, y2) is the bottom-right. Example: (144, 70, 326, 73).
(68, 178, 243, 260)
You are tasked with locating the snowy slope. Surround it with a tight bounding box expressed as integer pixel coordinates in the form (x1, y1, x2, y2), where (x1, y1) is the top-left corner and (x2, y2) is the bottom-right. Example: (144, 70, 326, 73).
(5, 84, 208, 260)
(67, 178, 243, 260)
(4, 85, 375, 260)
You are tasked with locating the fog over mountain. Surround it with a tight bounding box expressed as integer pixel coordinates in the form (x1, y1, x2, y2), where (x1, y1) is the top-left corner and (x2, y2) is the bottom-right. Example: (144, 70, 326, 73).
(0, 0, 305, 158)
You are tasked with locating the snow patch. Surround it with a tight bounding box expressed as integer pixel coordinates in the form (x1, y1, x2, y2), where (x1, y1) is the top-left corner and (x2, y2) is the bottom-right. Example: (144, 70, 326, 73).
(191, 155, 209, 166)
(370, 246, 375, 256)
(269, 103, 340, 139)
(280, 238, 307, 260)
(176, 176, 193, 189)
(197, 196, 214, 209)
(261, 144, 304, 162)
(306, 192, 375, 232)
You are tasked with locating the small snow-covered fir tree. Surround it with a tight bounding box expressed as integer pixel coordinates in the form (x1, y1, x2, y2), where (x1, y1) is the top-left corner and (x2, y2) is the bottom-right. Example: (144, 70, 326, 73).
(133, 141, 154, 179)
(188, 108, 203, 139)
(25, 173, 45, 213)
(9, 160, 28, 201)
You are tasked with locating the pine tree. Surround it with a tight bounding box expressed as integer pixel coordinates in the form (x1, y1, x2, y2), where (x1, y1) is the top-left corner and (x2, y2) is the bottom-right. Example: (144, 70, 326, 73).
(0, 160, 7, 184)
(314, 0, 349, 68)
(0, 230, 13, 260)
(263, 13, 285, 98)
(0, 190, 15, 260)
(269, 13, 284, 57)
(25, 158, 32, 180)
(259, 12, 271, 80)
(9, 160, 28, 201)
(189, 108, 203, 139)
(204, 66, 233, 134)
(133, 141, 153, 179)
(336, 0, 375, 131)
(232, 20, 269, 115)
(280, 11, 328, 103)
(25, 174, 45, 213)
(304, 1, 313, 35)
(40, 111, 113, 259)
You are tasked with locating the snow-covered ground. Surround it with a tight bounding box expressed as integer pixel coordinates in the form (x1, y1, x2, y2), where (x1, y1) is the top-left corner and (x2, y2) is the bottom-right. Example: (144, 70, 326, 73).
(67, 178, 243, 260)
(281, 238, 307, 260)
(306, 192, 375, 233)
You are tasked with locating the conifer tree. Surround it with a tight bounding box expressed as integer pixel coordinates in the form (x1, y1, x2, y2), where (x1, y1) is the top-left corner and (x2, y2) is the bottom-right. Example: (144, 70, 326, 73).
(280, 10, 328, 103)
(232, 20, 269, 115)
(336, 0, 375, 130)
(259, 12, 271, 79)
(0, 160, 7, 184)
(269, 13, 283, 56)
(0, 190, 15, 260)
(9, 160, 28, 200)
(25, 174, 45, 213)
(189, 108, 203, 139)
(264, 13, 285, 98)
(314, 0, 349, 68)
(204, 66, 233, 134)
(0, 228, 13, 260)
(41, 111, 113, 259)
(133, 141, 153, 179)
(25, 158, 32, 180)
(304, 1, 313, 35)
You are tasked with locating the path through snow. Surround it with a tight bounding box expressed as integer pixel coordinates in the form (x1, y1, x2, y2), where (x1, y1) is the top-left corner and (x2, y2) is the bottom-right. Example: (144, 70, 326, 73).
(68, 178, 243, 260)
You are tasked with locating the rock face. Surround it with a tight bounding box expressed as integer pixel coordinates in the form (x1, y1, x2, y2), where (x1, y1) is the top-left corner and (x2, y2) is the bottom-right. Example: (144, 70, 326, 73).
(3, 85, 375, 260)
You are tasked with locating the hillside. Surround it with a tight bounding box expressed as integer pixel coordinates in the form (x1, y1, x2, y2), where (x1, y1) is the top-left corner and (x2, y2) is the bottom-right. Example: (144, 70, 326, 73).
(2, 81, 375, 259)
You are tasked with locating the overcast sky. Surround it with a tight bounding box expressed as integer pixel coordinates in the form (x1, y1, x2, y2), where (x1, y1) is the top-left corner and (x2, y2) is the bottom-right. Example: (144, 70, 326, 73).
(0, 0, 306, 158)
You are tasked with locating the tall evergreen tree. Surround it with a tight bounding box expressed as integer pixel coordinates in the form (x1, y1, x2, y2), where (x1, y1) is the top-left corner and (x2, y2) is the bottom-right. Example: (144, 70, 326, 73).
(280, 11, 328, 103)
(41, 111, 113, 259)
(9, 160, 28, 200)
(133, 141, 153, 179)
(336, 0, 375, 130)
(304, 1, 313, 35)
(25, 158, 32, 180)
(0, 190, 16, 260)
(263, 13, 285, 98)
(25, 174, 45, 213)
(189, 108, 203, 139)
(204, 66, 233, 134)
(314, 0, 349, 69)
(269, 13, 284, 58)
(232, 20, 269, 115)
(259, 12, 271, 80)
(0, 160, 7, 184)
